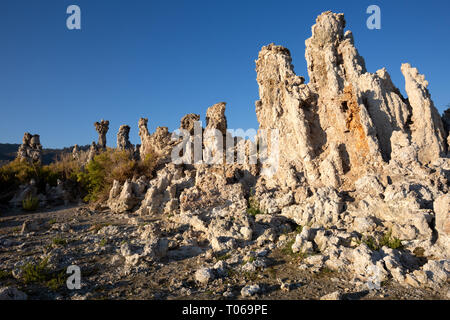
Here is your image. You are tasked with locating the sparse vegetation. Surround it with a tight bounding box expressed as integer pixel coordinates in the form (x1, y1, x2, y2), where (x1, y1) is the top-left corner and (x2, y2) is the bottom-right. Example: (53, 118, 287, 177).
(0, 269, 12, 281)
(247, 196, 263, 216)
(360, 231, 403, 251)
(21, 258, 50, 284)
(52, 237, 67, 246)
(21, 258, 68, 291)
(0, 159, 59, 199)
(379, 230, 403, 250)
(215, 253, 231, 261)
(46, 272, 67, 291)
(0, 149, 159, 205)
(91, 223, 111, 233)
(76, 149, 157, 202)
(281, 238, 297, 257)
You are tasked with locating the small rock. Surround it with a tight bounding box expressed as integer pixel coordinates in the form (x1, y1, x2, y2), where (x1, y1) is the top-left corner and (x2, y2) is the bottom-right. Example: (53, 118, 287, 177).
(20, 220, 39, 234)
(241, 284, 260, 297)
(320, 291, 342, 300)
(195, 267, 215, 284)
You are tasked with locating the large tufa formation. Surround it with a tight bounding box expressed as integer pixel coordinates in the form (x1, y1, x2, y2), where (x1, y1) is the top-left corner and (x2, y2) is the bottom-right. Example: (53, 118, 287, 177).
(255, 11, 448, 192)
(94, 120, 110, 149)
(17, 133, 42, 163)
(117, 125, 134, 151)
(104, 11, 450, 290)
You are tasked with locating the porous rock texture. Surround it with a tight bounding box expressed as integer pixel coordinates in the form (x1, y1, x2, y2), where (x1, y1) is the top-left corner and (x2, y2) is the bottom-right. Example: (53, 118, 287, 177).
(16, 132, 42, 163)
(94, 119, 110, 150)
(101, 11, 449, 292)
(87, 141, 99, 163)
(138, 118, 176, 163)
(117, 125, 134, 152)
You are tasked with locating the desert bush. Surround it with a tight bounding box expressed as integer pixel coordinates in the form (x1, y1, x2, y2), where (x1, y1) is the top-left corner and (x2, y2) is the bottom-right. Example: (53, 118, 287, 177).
(0, 159, 59, 201)
(360, 230, 403, 251)
(0, 159, 39, 194)
(247, 196, 263, 216)
(22, 195, 39, 211)
(21, 258, 50, 284)
(1, 148, 158, 205)
(46, 153, 83, 182)
(379, 230, 403, 249)
(21, 258, 67, 291)
(77, 149, 158, 203)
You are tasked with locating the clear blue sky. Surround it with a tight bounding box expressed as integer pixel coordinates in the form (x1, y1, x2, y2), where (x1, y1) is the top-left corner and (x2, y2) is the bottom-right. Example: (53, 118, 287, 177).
(1, 0, 449, 148)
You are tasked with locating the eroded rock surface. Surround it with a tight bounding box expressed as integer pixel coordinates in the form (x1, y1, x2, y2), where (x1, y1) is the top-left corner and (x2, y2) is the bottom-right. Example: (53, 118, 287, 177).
(94, 120, 110, 150)
(117, 125, 134, 152)
(16, 133, 42, 163)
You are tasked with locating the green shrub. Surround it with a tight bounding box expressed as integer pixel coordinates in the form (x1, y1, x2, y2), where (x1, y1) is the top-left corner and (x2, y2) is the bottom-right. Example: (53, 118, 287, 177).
(247, 196, 263, 216)
(379, 231, 403, 250)
(0, 269, 12, 281)
(1, 149, 159, 205)
(22, 195, 39, 211)
(21, 258, 50, 284)
(52, 237, 67, 246)
(46, 272, 66, 291)
(21, 258, 68, 291)
(0, 159, 59, 203)
(77, 149, 157, 203)
(0, 159, 39, 195)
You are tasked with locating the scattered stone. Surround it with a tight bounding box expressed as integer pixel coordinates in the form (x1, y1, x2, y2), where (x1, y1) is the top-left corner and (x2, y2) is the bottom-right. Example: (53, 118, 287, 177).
(94, 119, 110, 150)
(0, 287, 27, 300)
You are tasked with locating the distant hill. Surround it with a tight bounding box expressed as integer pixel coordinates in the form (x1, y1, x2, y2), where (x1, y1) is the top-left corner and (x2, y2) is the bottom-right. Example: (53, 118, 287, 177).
(0, 143, 90, 166)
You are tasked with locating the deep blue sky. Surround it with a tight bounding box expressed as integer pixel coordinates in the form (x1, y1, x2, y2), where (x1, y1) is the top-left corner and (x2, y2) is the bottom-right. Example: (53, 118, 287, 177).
(1, 0, 449, 148)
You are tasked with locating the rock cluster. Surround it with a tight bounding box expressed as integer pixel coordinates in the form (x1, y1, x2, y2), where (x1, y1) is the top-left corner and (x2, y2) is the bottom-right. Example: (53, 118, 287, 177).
(103, 11, 449, 292)
(16, 132, 42, 163)
(255, 12, 447, 194)
(9, 178, 71, 208)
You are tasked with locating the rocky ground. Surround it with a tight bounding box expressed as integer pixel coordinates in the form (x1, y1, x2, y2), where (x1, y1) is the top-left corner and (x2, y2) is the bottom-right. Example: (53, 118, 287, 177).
(0, 205, 447, 300)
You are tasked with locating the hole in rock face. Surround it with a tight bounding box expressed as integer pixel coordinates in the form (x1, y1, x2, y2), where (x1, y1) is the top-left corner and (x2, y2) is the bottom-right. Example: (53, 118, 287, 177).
(338, 143, 351, 174)
(341, 101, 348, 112)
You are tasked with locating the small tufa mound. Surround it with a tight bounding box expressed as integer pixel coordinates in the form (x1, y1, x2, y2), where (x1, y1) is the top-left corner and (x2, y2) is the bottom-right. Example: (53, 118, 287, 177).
(16, 132, 42, 163)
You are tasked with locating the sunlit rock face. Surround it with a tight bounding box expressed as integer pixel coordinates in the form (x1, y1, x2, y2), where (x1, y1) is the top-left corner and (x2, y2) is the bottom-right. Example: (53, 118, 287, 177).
(254, 11, 448, 193)
(94, 119, 110, 150)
